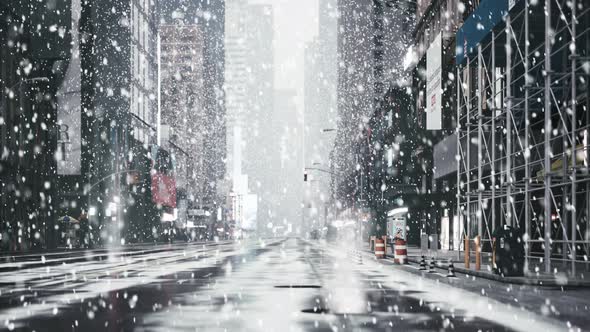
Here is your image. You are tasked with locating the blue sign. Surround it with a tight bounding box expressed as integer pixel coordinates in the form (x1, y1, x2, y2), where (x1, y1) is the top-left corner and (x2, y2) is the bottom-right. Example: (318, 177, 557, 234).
(455, 0, 509, 65)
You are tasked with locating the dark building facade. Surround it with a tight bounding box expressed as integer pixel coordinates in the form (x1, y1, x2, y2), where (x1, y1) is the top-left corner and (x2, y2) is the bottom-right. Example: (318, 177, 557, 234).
(0, 0, 80, 250)
(79, 0, 161, 245)
(334, 0, 414, 236)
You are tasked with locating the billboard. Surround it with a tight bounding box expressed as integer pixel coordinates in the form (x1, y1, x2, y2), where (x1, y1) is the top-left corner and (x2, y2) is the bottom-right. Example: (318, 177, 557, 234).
(151, 174, 177, 208)
(426, 32, 442, 130)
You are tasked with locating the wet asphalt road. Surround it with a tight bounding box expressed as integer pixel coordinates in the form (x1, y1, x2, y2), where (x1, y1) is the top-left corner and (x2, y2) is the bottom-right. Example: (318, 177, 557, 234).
(0, 238, 582, 331)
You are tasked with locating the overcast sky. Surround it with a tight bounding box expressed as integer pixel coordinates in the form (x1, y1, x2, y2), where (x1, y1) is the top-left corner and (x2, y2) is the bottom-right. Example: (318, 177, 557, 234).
(252, 0, 319, 93)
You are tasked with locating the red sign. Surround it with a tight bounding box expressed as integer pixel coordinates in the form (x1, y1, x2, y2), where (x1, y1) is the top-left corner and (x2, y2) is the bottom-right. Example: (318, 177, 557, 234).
(151, 173, 177, 208)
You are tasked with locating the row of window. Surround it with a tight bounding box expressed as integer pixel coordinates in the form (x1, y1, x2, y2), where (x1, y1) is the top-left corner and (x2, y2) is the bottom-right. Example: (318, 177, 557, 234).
(130, 0, 156, 145)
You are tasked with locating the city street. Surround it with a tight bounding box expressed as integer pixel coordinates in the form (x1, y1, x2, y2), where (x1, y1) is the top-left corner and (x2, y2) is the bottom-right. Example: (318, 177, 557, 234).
(0, 238, 586, 331)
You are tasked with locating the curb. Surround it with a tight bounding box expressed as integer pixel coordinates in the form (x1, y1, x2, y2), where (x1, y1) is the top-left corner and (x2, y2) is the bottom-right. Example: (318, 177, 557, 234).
(404, 255, 590, 288)
(300, 240, 590, 288)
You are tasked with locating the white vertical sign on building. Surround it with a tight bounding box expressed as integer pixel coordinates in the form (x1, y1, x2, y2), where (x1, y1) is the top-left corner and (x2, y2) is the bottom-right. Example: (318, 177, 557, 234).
(56, 0, 82, 175)
(426, 32, 442, 130)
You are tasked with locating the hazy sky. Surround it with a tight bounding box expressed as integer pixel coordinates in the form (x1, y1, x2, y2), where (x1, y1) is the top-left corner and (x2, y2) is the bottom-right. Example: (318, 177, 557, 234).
(252, 0, 319, 92)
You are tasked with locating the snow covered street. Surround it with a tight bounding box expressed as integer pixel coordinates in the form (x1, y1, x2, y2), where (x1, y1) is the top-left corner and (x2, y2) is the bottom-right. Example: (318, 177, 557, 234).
(0, 238, 586, 331)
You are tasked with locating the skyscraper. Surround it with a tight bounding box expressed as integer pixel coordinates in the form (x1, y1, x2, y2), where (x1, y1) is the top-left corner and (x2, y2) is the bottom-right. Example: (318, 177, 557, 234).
(81, 0, 160, 244)
(334, 0, 411, 204)
(159, 24, 205, 219)
(225, 0, 274, 232)
(160, 0, 226, 211)
(303, 0, 339, 232)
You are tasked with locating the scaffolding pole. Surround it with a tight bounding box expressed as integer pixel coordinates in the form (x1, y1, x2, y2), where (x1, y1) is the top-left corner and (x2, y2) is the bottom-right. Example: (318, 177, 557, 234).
(457, 66, 462, 254)
(491, 31, 496, 240)
(466, 57, 471, 240)
(543, 0, 552, 274)
(524, 0, 531, 272)
(570, 0, 577, 276)
(506, 14, 513, 227)
(478, 44, 483, 240)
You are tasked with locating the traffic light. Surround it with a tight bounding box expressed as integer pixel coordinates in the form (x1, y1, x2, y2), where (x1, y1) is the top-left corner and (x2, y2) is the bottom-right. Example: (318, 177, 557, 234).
(304, 172, 308, 182)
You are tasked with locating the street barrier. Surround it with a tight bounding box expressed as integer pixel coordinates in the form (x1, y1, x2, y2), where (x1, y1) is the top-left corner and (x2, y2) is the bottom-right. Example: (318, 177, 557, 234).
(374, 238, 385, 259)
(492, 238, 497, 271)
(463, 236, 482, 271)
(354, 250, 363, 264)
(394, 238, 407, 264)
(446, 261, 456, 277)
(419, 255, 427, 270)
(464, 237, 470, 268)
(475, 235, 481, 271)
(347, 249, 363, 264)
(429, 257, 436, 273)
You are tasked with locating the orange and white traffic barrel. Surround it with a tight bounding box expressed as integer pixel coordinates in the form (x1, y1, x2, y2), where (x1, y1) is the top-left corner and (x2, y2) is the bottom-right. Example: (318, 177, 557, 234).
(375, 238, 385, 259)
(394, 239, 407, 264)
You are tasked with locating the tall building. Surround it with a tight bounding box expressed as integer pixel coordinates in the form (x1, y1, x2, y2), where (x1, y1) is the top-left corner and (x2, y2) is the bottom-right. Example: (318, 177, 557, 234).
(0, 1, 74, 249)
(334, 0, 375, 207)
(81, 0, 161, 244)
(303, 0, 339, 232)
(303, 38, 322, 232)
(224, 0, 248, 191)
(202, 2, 227, 208)
(334, 0, 412, 209)
(159, 24, 205, 220)
(225, 0, 274, 232)
(273, 89, 302, 232)
(243, 4, 274, 231)
(160, 0, 226, 213)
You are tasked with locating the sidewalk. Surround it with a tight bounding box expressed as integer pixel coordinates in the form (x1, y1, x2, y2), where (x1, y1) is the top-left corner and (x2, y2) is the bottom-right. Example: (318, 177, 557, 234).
(365, 242, 590, 287)
(311, 239, 590, 329)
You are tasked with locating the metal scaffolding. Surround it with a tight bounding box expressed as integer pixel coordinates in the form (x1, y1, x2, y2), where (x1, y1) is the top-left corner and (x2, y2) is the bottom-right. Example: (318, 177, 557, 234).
(457, 0, 590, 276)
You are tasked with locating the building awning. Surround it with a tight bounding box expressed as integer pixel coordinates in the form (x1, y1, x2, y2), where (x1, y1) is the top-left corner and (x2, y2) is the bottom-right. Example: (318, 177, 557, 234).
(455, 0, 509, 65)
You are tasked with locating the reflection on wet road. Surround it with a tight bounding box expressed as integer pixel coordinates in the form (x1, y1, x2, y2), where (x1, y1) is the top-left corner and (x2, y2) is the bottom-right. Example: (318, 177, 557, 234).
(0, 238, 570, 331)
